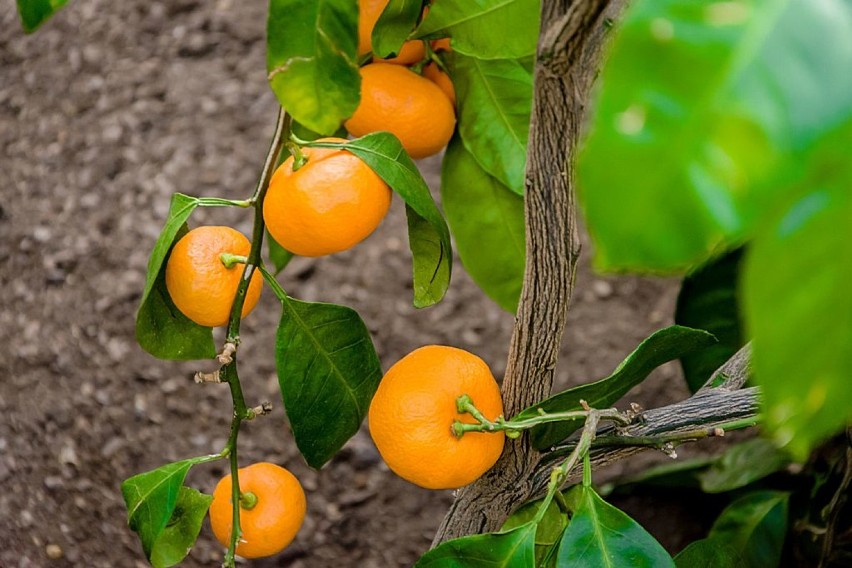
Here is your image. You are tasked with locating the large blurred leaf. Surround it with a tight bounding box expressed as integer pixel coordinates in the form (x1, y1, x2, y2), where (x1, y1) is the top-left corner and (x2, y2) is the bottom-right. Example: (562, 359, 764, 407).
(264, 271, 382, 468)
(372, 0, 424, 59)
(16, 0, 68, 33)
(578, 0, 852, 272)
(441, 137, 524, 313)
(308, 134, 453, 307)
(149, 487, 212, 568)
(516, 326, 717, 450)
(415, 0, 540, 59)
(267, 0, 360, 134)
(121, 457, 212, 560)
(675, 248, 745, 391)
(135, 194, 215, 361)
(699, 438, 789, 493)
(449, 53, 533, 194)
(414, 523, 536, 567)
(557, 485, 674, 567)
(709, 491, 789, 568)
(744, 134, 852, 459)
(674, 539, 745, 568)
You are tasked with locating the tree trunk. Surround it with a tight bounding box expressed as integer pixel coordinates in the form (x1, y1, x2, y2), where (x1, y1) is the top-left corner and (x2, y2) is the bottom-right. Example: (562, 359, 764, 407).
(432, 0, 625, 544)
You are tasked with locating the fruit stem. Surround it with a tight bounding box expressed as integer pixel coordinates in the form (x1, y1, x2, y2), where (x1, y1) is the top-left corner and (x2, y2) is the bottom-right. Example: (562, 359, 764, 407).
(239, 491, 258, 511)
(219, 253, 248, 269)
(286, 140, 308, 171)
(219, 107, 290, 568)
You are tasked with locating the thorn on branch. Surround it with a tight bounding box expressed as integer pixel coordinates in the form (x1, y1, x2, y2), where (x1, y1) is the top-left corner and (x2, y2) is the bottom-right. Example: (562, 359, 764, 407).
(246, 401, 273, 420)
(579, 399, 591, 412)
(217, 342, 237, 365)
(194, 370, 221, 384)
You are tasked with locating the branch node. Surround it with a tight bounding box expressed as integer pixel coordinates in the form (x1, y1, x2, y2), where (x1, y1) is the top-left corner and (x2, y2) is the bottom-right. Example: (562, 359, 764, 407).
(661, 442, 677, 459)
(713, 427, 726, 437)
(217, 342, 237, 365)
(579, 399, 591, 412)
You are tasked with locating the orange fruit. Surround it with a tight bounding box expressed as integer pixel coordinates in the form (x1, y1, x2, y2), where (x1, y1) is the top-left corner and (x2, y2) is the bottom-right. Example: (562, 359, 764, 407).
(359, 0, 426, 64)
(165, 226, 262, 328)
(209, 462, 306, 559)
(263, 137, 392, 257)
(431, 38, 452, 52)
(422, 62, 455, 106)
(368, 345, 505, 489)
(345, 63, 456, 159)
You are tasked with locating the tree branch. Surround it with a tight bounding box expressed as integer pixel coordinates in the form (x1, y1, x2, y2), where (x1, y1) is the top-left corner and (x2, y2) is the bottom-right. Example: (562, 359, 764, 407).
(432, 0, 626, 544)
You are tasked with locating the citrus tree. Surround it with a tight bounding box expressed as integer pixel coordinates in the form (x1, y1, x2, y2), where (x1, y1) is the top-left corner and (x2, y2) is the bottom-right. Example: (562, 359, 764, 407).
(18, 0, 852, 566)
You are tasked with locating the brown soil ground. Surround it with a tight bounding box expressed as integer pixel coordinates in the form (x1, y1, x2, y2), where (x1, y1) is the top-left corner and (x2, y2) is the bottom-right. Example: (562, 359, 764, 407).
(1, 1, 721, 566)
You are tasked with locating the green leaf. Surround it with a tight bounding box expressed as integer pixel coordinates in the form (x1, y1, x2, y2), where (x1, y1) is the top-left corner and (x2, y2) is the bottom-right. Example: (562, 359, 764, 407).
(675, 248, 745, 392)
(709, 491, 789, 568)
(674, 539, 746, 568)
(267, 0, 360, 135)
(600, 456, 715, 496)
(16, 0, 68, 33)
(415, 0, 540, 59)
(372, 0, 424, 59)
(121, 457, 212, 559)
(149, 487, 213, 568)
(578, 0, 852, 272)
(441, 136, 524, 313)
(266, 230, 295, 275)
(517, 326, 717, 450)
(316, 133, 453, 307)
(449, 53, 533, 194)
(264, 272, 383, 468)
(557, 485, 674, 567)
(414, 523, 536, 567)
(744, 150, 852, 459)
(699, 438, 789, 494)
(135, 194, 215, 361)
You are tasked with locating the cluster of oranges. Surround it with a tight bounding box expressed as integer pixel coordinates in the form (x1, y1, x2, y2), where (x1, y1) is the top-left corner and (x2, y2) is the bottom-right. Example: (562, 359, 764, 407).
(160, 2, 501, 560)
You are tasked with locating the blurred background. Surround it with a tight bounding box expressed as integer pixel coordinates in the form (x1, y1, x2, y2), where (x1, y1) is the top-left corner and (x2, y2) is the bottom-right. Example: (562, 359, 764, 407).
(1, 1, 696, 565)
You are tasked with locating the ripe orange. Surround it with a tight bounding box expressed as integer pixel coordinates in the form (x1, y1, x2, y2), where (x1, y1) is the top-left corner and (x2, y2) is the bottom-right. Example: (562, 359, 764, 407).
(368, 345, 505, 489)
(358, 0, 425, 64)
(165, 226, 262, 328)
(263, 137, 391, 257)
(209, 462, 306, 559)
(345, 63, 456, 159)
(422, 62, 455, 106)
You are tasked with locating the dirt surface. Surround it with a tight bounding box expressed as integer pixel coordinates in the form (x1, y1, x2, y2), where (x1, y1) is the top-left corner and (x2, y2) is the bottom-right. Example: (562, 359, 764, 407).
(1, 1, 709, 566)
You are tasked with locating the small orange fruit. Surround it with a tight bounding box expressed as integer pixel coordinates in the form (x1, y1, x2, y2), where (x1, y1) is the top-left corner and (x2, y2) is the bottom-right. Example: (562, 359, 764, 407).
(431, 38, 452, 52)
(358, 0, 426, 64)
(422, 62, 455, 106)
(368, 345, 505, 489)
(263, 137, 392, 257)
(209, 462, 306, 559)
(165, 226, 262, 328)
(346, 63, 456, 159)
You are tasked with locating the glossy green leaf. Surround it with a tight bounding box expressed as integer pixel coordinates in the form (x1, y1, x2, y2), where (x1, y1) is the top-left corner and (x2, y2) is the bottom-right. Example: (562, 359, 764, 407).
(557, 485, 674, 567)
(16, 0, 68, 33)
(121, 457, 212, 559)
(310, 134, 452, 307)
(699, 438, 789, 494)
(149, 487, 213, 568)
(264, 272, 383, 468)
(415, 0, 540, 59)
(267, 0, 360, 135)
(414, 523, 536, 567)
(441, 136, 524, 313)
(372, 0, 424, 59)
(675, 248, 745, 392)
(502, 494, 569, 567)
(266, 230, 294, 275)
(135, 194, 215, 361)
(578, 0, 852, 272)
(449, 53, 533, 194)
(674, 539, 745, 568)
(744, 162, 852, 459)
(517, 326, 717, 450)
(709, 491, 789, 568)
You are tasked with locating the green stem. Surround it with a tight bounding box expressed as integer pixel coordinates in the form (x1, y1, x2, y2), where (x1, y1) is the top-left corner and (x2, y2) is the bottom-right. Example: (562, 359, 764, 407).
(219, 253, 248, 269)
(453, 395, 629, 438)
(197, 197, 252, 208)
(286, 140, 308, 171)
(591, 417, 759, 449)
(219, 107, 290, 568)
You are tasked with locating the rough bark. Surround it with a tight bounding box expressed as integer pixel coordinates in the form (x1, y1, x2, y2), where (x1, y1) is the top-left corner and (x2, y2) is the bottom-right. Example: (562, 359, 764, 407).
(432, 0, 625, 544)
